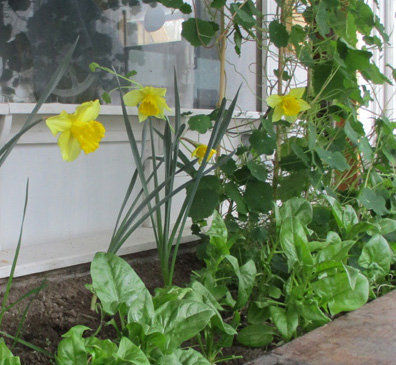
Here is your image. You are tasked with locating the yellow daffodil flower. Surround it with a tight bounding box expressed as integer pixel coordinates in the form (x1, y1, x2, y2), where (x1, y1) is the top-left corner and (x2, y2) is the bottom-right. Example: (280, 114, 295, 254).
(123, 86, 171, 122)
(192, 145, 216, 164)
(266, 88, 310, 122)
(46, 100, 105, 162)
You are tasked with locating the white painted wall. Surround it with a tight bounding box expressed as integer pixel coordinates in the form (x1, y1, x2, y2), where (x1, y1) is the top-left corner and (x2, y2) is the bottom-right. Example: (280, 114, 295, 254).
(0, 102, 260, 278)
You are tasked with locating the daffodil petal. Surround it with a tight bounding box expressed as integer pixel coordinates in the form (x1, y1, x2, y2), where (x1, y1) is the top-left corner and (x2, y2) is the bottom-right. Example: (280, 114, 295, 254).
(288, 88, 305, 99)
(74, 100, 100, 123)
(46, 111, 73, 136)
(285, 114, 298, 123)
(272, 105, 283, 122)
(144, 86, 167, 97)
(298, 99, 311, 111)
(137, 111, 149, 123)
(58, 131, 82, 162)
(124, 89, 144, 107)
(156, 97, 172, 112)
(266, 94, 283, 108)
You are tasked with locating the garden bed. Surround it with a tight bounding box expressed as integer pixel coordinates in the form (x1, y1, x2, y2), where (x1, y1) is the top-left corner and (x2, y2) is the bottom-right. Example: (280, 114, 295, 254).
(0, 243, 269, 364)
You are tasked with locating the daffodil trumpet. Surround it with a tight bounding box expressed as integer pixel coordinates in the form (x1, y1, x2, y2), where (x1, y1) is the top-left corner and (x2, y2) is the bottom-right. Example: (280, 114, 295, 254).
(182, 137, 217, 165)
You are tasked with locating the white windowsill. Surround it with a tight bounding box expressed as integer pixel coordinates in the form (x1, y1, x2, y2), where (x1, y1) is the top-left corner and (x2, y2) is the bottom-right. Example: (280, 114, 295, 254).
(0, 227, 197, 279)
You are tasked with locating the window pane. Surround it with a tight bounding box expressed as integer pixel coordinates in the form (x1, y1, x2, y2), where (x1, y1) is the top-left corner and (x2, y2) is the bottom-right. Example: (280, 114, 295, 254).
(0, 0, 256, 111)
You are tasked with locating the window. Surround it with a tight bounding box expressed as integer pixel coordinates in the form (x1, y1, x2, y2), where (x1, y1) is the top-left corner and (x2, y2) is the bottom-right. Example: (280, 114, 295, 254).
(0, 0, 257, 111)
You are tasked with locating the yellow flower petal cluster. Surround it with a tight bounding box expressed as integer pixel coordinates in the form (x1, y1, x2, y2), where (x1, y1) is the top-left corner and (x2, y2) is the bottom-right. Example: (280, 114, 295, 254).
(192, 145, 216, 164)
(266, 88, 310, 122)
(46, 100, 105, 162)
(123, 86, 171, 122)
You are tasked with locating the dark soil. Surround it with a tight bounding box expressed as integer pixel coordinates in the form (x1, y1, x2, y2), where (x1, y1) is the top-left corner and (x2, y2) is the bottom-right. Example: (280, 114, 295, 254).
(0, 243, 268, 364)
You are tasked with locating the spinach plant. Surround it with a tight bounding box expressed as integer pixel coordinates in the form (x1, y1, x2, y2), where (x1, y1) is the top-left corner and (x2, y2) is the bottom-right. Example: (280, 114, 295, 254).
(56, 252, 220, 364)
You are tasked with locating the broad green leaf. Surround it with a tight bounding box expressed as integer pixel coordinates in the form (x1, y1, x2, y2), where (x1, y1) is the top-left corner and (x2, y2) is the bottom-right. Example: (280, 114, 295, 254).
(342, 264, 360, 290)
(156, 348, 211, 365)
(359, 188, 388, 216)
(234, 24, 243, 55)
(295, 300, 330, 325)
(342, 205, 358, 235)
(189, 188, 220, 221)
(230, 1, 257, 29)
(153, 300, 214, 350)
(181, 18, 219, 46)
(315, 240, 355, 263)
(269, 306, 298, 341)
(358, 137, 373, 161)
(376, 218, 396, 235)
(269, 20, 289, 48)
(291, 142, 310, 167)
(244, 180, 273, 214)
(224, 182, 247, 214)
(345, 50, 372, 72)
(277, 172, 311, 202)
(247, 160, 268, 182)
(225, 256, 256, 310)
(158, 0, 192, 14)
(56, 326, 89, 365)
(0, 340, 20, 365)
(279, 216, 313, 272)
(249, 129, 276, 155)
(325, 196, 344, 229)
(207, 210, 229, 255)
(188, 115, 212, 133)
(312, 271, 369, 316)
(211, 0, 227, 8)
(115, 337, 150, 365)
(308, 122, 317, 150)
(85, 337, 118, 363)
(315, 147, 350, 171)
(189, 281, 236, 335)
(358, 234, 391, 280)
(279, 197, 313, 226)
(237, 324, 276, 347)
(153, 286, 192, 309)
(91, 252, 148, 315)
(315, 1, 330, 37)
(127, 290, 155, 330)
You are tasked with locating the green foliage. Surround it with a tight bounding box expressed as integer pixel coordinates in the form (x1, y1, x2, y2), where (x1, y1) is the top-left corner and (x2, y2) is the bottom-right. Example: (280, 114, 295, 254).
(56, 252, 220, 364)
(0, 339, 21, 365)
